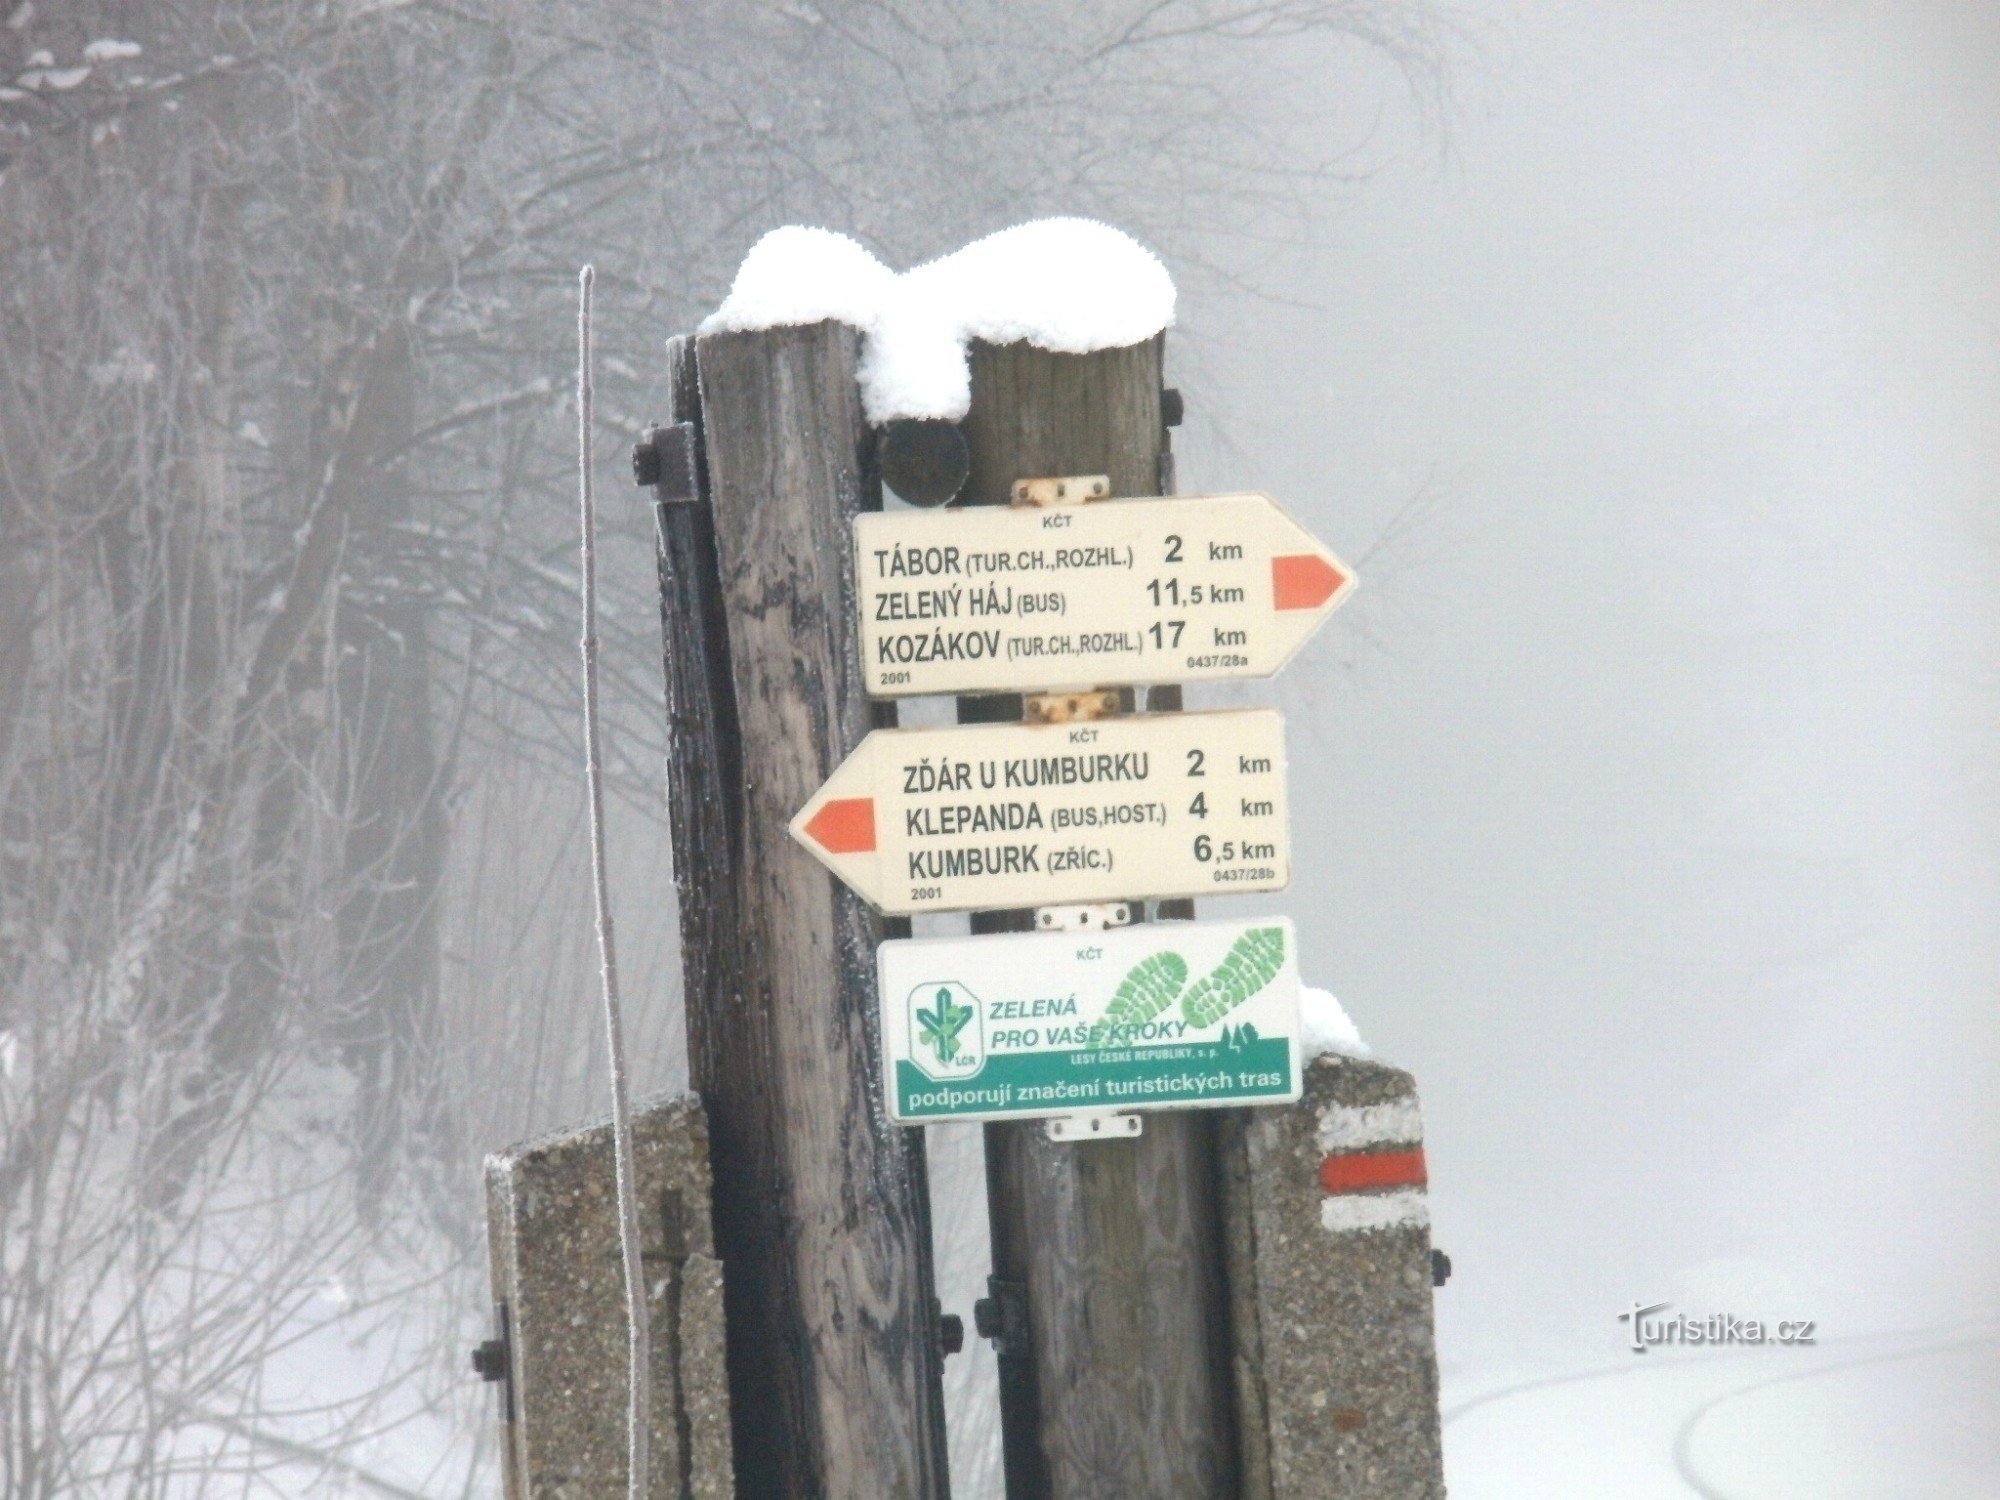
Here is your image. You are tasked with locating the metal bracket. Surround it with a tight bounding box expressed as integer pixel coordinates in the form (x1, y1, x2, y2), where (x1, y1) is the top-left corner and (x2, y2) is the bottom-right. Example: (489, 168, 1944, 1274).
(1034, 902, 1131, 933)
(633, 421, 700, 504)
(1045, 1111, 1144, 1143)
(1010, 474, 1109, 508)
(1024, 689, 1122, 724)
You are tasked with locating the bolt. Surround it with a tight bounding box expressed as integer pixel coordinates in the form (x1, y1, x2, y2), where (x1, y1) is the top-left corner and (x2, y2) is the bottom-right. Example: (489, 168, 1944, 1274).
(972, 1296, 1002, 1341)
(1431, 1248, 1452, 1288)
(471, 1337, 507, 1382)
(940, 1313, 965, 1357)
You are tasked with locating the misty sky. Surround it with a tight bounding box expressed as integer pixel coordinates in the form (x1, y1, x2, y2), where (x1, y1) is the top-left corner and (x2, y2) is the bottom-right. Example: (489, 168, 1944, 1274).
(1158, 1, 2000, 1489)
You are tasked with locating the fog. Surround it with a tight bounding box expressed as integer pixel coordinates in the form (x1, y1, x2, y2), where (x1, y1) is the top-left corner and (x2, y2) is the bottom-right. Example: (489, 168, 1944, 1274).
(3, 1, 1994, 1495)
(1195, 4, 2000, 1489)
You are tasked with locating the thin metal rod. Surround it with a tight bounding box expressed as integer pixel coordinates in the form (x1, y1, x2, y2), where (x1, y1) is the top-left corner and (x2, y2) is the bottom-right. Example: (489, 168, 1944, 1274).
(578, 263, 651, 1500)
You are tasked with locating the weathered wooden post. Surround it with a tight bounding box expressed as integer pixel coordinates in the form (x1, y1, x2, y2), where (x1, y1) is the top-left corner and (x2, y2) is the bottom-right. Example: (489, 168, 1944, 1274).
(955, 338, 1238, 1497)
(645, 325, 950, 1496)
(633, 219, 1390, 1500)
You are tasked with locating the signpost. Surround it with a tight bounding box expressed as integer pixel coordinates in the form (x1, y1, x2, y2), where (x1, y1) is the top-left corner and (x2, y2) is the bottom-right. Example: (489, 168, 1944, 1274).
(856, 492, 1354, 697)
(653, 306, 1360, 1496)
(646, 325, 950, 1497)
(880, 917, 1302, 1125)
(788, 709, 1290, 914)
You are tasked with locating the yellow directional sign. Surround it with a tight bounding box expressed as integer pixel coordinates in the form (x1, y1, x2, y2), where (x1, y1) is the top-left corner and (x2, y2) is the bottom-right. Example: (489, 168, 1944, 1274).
(855, 492, 1354, 697)
(789, 710, 1289, 914)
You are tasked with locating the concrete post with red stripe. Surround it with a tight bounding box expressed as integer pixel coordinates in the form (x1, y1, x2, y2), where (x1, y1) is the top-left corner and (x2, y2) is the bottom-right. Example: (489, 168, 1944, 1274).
(1221, 1053, 1447, 1498)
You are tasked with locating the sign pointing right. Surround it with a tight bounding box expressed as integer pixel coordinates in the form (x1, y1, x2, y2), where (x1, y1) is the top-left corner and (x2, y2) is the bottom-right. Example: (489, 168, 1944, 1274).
(856, 491, 1355, 697)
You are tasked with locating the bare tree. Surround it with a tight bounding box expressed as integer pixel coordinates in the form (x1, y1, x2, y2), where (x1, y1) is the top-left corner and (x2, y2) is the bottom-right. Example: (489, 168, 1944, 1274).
(0, 0, 1444, 1489)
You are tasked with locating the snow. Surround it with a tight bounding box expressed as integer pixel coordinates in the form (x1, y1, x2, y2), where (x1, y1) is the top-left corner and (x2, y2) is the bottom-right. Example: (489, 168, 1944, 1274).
(88, 348, 158, 387)
(701, 219, 1175, 422)
(20, 61, 89, 90)
(1299, 983, 1373, 1060)
(703, 226, 893, 340)
(1444, 1332, 2000, 1500)
(82, 38, 141, 62)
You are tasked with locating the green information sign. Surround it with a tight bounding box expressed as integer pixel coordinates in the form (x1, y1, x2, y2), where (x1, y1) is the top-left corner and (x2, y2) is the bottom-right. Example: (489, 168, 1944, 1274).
(879, 917, 1302, 1124)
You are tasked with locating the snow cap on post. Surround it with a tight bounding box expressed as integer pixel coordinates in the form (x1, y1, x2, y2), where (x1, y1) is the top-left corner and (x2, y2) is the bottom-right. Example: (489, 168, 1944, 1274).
(1300, 984, 1374, 1061)
(701, 218, 1175, 423)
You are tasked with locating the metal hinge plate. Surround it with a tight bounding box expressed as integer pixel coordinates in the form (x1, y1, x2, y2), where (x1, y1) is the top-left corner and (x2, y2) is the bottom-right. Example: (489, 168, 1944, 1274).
(1010, 474, 1109, 508)
(1045, 1111, 1144, 1142)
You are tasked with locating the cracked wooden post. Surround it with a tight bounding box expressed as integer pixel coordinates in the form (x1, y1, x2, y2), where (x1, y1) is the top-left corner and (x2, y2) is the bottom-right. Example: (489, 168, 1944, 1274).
(956, 337, 1238, 1498)
(650, 323, 950, 1497)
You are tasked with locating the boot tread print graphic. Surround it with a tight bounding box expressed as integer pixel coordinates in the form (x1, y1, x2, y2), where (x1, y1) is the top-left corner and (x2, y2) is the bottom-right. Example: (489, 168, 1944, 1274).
(1085, 952, 1189, 1048)
(1179, 926, 1286, 1028)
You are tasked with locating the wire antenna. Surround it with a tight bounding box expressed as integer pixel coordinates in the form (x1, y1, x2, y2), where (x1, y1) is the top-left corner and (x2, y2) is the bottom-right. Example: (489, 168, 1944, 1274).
(577, 263, 651, 1499)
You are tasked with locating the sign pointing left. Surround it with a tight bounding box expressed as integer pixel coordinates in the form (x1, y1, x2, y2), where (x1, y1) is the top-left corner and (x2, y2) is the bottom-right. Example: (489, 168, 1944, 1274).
(789, 710, 1291, 915)
(801, 797, 876, 854)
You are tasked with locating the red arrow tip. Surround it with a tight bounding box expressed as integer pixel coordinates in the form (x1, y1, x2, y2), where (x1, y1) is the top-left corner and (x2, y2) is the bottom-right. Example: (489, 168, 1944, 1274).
(1271, 553, 1349, 612)
(802, 797, 875, 855)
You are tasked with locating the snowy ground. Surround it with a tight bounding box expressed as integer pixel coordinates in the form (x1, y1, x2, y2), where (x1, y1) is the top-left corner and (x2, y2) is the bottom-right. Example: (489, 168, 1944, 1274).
(1443, 1328, 2000, 1498)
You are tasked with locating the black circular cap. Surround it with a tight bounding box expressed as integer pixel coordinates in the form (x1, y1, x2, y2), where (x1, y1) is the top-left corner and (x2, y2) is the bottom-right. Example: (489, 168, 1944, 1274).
(878, 418, 970, 507)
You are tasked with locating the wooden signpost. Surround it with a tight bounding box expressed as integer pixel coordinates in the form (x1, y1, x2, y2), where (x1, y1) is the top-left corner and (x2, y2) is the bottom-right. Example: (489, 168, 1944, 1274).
(643, 305, 1357, 1495)
(856, 492, 1353, 696)
(789, 710, 1290, 913)
(646, 325, 949, 1498)
(944, 337, 1242, 1498)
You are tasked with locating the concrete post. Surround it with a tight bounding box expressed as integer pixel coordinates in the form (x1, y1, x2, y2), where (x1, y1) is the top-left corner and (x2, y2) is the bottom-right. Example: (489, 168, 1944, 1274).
(484, 1092, 735, 1499)
(1222, 1054, 1447, 1498)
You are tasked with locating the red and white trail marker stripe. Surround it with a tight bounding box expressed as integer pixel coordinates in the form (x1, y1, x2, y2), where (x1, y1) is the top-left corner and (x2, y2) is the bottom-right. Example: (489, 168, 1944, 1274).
(1316, 1096, 1429, 1233)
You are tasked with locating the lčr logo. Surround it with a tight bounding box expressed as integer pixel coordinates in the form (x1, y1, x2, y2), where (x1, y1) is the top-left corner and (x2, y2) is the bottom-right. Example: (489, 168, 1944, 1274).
(910, 982, 985, 1081)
